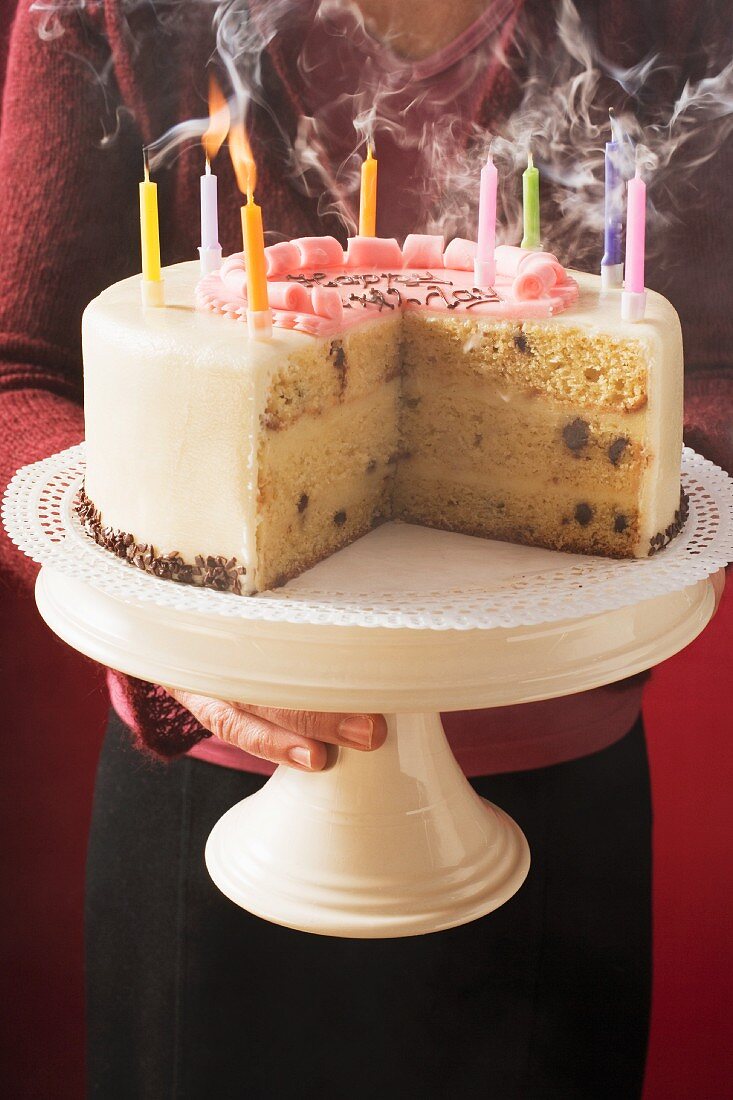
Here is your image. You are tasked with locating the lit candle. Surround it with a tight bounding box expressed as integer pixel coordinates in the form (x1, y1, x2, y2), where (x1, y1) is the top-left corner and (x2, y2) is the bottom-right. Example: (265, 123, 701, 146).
(601, 109, 624, 290)
(520, 150, 541, 250)
(474, 148, 498, 287)
(200, 77, 229, 275)
(229, 122, 272, 339)
(139, 150, 163, 306)
(621, 164, 647, 322)
(359, 142, 378, 237)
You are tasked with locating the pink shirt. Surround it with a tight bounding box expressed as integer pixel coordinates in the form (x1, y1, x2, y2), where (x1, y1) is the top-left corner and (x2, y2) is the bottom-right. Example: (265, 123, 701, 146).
(183, 2, 642, 777)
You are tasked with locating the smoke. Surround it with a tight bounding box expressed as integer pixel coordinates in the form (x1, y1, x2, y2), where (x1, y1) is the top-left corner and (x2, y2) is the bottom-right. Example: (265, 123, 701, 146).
(423, 0, 733, 267)
(31, 0, 733, 268)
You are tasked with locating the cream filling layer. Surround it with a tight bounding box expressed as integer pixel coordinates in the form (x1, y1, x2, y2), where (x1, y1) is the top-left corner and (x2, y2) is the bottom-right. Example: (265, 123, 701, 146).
(397, 457, 639, 508)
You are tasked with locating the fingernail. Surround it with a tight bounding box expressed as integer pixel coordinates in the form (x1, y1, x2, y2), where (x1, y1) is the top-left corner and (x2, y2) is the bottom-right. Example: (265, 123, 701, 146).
(338, 715, 374, 748)
(288, 746, 313, 769)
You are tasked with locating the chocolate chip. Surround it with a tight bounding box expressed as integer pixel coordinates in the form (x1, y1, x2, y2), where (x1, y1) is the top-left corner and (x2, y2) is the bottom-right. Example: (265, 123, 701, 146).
(404, 396, 421, 409)
(574, 502, 594, 526)
(365, 459, 378, 474)
(608, 437, 629, 466)
(514, 331, 530, 354)
(333, 510, 347, 527)
(474, 433, 483, 448)
(562, 418, 590, 452)
(330, 340, 347, 391)
(297, 493, 309, 513)
(614, 514, 628, 533)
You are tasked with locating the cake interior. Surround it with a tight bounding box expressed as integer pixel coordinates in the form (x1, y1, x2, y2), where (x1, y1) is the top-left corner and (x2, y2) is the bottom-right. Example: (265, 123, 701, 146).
(254, 310, 651, 592)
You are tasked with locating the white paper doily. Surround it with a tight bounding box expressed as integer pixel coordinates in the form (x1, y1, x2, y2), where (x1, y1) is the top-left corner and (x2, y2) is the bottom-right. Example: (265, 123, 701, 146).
(3, 443, 732, 631)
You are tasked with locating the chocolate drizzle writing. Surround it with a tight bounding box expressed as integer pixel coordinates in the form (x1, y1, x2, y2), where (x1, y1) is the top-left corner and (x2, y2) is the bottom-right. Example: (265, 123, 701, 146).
(284, 271, 502, 313)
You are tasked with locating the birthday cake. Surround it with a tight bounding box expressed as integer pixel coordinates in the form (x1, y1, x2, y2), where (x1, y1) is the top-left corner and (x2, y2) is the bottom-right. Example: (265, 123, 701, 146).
(78, 234, 684, 595)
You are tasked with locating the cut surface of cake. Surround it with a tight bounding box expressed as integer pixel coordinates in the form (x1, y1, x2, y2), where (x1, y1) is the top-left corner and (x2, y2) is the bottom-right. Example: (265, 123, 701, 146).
(79, 235, 684, 595)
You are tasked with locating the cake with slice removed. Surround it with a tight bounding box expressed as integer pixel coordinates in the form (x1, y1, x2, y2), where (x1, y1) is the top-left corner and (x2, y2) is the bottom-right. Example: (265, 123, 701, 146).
(78, 234, 684, 595)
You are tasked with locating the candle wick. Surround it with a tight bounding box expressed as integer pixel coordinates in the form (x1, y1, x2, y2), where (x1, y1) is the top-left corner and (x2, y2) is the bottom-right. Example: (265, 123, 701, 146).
(367, 140, 374, 161)
(205, 155, 211, 175)
(142, 146, 150, 182)
(527, 149, 534, 170)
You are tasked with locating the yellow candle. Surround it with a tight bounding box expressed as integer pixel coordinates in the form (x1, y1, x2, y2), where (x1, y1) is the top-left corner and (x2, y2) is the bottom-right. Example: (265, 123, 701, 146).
(241, 194, 269, 313)
(359, 143, 378, 237)
(139, 154, 161, 283)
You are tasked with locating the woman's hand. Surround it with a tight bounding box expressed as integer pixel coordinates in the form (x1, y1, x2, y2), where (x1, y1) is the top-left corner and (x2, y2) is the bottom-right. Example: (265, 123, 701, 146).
(167, 688, 388, 771)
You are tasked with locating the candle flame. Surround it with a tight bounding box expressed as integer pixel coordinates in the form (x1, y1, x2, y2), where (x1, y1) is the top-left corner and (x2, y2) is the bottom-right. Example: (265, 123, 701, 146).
(229, 120, 257, 201)
(203, 76, 230, 164)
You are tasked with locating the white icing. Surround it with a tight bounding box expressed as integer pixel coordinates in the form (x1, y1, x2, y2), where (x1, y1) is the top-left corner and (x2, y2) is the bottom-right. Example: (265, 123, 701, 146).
(81, 261, 682, 584)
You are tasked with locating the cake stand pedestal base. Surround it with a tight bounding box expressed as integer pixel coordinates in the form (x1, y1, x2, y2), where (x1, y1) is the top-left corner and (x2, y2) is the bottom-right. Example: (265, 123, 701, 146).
(206, 711, 529, 938)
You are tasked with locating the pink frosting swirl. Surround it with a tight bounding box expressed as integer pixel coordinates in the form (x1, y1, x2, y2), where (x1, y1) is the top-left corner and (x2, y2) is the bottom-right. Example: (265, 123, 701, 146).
(195, 237, 579, 335)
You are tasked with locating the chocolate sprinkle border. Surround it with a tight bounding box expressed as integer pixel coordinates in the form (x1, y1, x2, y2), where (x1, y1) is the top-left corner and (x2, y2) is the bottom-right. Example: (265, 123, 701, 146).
(75, 487, 247, 595)
(647, 487, 689, 556)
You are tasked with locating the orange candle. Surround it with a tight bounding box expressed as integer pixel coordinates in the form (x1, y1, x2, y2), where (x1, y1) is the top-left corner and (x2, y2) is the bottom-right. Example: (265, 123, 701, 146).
(359, 142, 378, 237)
(229, 121, 271, 337)
(241, 194, 269, 312)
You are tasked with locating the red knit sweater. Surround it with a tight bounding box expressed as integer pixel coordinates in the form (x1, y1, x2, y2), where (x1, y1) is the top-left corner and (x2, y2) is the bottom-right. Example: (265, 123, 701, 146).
(1, 0, 731, 759)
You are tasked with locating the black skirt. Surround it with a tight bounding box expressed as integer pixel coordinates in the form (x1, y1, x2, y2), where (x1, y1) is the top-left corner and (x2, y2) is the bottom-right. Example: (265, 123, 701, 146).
(86, 711, 651, 1100)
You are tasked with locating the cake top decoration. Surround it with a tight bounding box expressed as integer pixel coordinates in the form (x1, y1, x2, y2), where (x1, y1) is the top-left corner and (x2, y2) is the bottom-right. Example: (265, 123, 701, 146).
(196, 235, 579, 337)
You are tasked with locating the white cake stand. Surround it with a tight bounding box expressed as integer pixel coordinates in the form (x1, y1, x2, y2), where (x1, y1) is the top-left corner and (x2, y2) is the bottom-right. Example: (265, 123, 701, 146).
(4, 446, 732, 938)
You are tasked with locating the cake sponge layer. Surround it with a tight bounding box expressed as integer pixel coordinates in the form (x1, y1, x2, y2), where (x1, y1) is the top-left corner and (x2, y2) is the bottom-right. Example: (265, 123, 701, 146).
(255, 383, 399, 590)
(396, 473, 640, 557)
(263, 316, 402, 430)
(402, 311, 649, 412)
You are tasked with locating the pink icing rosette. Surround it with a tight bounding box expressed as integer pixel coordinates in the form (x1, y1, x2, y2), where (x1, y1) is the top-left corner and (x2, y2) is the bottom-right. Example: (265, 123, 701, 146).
(494, 245, 570, 302)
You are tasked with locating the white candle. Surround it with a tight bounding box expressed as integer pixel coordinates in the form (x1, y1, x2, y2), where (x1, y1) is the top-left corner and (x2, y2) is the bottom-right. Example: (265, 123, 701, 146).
(199, 76, 229, 275)
(201, 160, 219, 250)
(474, 150, 498, 287)
(199, 158, 222, 274)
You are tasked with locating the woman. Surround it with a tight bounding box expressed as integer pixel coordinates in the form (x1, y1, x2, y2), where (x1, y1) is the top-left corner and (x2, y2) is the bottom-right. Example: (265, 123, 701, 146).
(1, 2, 730, 1096)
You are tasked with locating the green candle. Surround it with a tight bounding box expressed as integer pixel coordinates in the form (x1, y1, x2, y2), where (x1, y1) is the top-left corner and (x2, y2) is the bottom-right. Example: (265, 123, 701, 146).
(520, 151, 541, 250)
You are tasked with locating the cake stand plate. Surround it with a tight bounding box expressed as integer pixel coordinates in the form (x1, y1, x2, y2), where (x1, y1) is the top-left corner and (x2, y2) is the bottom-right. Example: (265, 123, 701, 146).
(35, 567, 715, 938)
(5, 445, 733, 937)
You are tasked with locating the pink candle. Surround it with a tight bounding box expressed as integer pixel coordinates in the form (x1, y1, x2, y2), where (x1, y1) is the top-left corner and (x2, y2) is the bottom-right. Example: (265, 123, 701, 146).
(624, 170, 646, 294)
(474, 150, 498, 287)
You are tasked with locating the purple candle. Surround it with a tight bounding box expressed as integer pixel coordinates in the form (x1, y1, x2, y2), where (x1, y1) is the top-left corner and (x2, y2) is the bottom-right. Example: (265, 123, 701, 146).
(601, 110, 624, 289)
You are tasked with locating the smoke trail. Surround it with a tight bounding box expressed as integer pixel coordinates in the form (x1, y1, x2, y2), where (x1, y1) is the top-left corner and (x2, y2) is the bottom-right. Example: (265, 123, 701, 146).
(31, 0, 733, 267)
